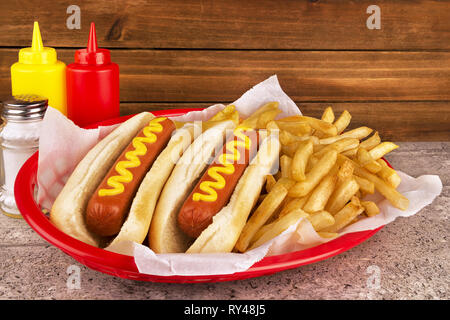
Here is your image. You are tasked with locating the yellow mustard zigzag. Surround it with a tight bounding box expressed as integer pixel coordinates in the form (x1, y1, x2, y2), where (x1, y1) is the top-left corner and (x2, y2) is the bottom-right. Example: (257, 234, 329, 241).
(192, 127, 253, 202)
(98, 117, 167, 197)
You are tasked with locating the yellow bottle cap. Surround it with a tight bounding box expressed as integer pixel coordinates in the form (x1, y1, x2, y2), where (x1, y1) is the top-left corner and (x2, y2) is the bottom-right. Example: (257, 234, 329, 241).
(18, 22, 57, 65)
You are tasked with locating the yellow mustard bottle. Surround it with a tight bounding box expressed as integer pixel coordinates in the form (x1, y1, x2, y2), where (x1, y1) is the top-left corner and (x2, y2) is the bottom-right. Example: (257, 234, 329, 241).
(11, 22, 67, 115)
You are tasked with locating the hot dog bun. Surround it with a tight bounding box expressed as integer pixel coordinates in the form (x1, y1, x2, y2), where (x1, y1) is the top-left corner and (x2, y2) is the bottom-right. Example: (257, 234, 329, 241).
(149, 120, 236, 253)
(50, 112, 154, 247)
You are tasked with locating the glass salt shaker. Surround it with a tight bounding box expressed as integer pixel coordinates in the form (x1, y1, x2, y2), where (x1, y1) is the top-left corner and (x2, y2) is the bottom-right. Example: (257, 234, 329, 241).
(0, 94, 47, 218)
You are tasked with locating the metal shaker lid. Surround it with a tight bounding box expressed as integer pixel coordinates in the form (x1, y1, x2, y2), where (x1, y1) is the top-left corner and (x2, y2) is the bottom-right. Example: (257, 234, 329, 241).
(1, 94, 48, 120)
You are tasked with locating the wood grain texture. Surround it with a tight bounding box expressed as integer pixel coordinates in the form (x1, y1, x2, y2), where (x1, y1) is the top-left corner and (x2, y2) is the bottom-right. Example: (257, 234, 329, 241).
(120, 102, 450, 141)
(0, 0, 448, 50)
(1, 49, 449, 102)
(0, 1, 448, 141)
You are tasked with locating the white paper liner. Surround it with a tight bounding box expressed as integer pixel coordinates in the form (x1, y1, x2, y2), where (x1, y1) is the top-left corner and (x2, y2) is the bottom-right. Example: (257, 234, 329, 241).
(36, 110, 119, 210)
(36, 75, 442, 276)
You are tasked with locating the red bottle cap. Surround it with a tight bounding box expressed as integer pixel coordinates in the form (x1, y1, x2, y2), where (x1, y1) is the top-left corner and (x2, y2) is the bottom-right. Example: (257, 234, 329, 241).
(74, 22, 111, 65)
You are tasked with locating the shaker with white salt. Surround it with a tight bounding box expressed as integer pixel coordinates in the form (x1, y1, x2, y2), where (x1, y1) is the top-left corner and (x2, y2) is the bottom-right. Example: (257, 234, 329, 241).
(0, 94, 47, 218)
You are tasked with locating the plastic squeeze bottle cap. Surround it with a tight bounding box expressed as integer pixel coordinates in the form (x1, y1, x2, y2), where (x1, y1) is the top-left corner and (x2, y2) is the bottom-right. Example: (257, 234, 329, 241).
(18, 22, 57, 65)
(74, 23, 111, 65)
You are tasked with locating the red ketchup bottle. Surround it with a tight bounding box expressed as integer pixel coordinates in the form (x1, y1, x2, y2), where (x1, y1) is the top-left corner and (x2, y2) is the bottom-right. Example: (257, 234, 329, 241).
(66, 22, 119, 127)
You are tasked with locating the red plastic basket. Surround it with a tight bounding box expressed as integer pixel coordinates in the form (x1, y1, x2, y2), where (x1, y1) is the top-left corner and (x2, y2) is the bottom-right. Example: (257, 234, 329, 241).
(15, 108, 384, 283)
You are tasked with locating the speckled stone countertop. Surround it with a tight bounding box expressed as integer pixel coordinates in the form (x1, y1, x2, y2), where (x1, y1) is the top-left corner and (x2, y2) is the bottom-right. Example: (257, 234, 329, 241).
(0, 142, 448, 300)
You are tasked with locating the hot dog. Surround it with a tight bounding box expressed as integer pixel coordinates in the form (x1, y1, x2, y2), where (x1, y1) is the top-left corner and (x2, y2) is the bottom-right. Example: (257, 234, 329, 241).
(85, 117, 175, 236)
(177, 127, 259, 238)
(50, 112, 199, 248)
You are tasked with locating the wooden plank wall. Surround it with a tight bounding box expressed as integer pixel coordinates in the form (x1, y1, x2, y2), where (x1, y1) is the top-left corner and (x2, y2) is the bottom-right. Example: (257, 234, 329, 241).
(0, 0, 449, 140)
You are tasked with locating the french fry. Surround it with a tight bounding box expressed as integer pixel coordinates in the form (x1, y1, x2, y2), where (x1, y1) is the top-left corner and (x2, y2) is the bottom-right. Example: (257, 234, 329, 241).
(276, 177, 296, 190)
(281, 141, 299, 157)
(281, 116, 338, 137)
(368, 142, 399, 161)
(310, 136, 320, 144)
(196, 104, 240, 131)
(256, 109, 282, 129)
(321, 106, 335, 123)
(321, 197, 364, 233)
(348, 216, 361, 226)
(280, 155, 293, 179)
(328, 163, 340, 177)
(346, 156, 409, 210)
(240, 101, 280, 129)
(251, 198, 301, 244)
(314, 107, 336, 137)
(250, 221, 274, 245)
(274, 170, 282, 181)
(354, 175, 375, 194)
(248, 208, 309, 251)
(275, 120, 312, 136)
(303, 174, 337, 213)
(307, 210, 335, 231)
(336, 160, 355, 185)
(305, 154, 320, 173)
(314, 138, 360, 159)
(356, 147, 382, 173)
(291, 139, 314, 181)
(361, 200, 380, 217)
(265, 175, 277, 193)
(209, 104, 237, 121)
(313, 143, 326, 153)
(266, 196, 290, 224)
(281, 136, 319, 157)
(279, 129, 303, 145)
(319, 126, 373, 145)
(304, 117, 338, 137)
(360, 131, 381, 150)
(309, 136, 320, 145)
(341, 147, 358, 158)
(326, 178, 360, 215)
(289, 149, 338, 197)
(339, 126, 373, 140)
(333, 110, 352, 134)
(377, 159, 402, 188)
(265, 120, 280, 133)
(235, 179, 291, 252)
(317, 232, 339, 238)
(279, 195, 310, 217)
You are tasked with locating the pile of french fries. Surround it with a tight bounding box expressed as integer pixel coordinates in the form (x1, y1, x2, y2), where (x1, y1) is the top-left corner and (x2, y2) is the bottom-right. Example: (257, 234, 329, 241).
(235, 106, 409, 253)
